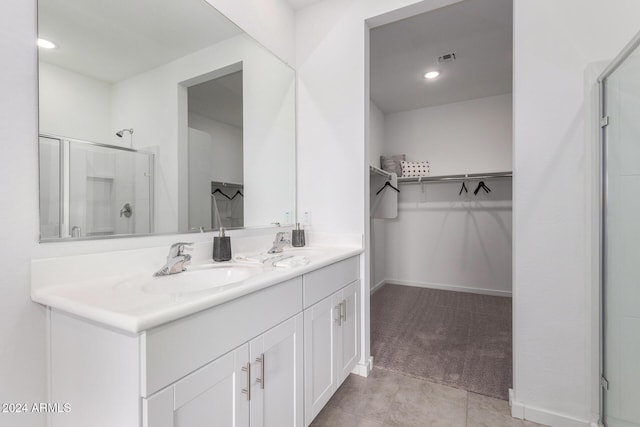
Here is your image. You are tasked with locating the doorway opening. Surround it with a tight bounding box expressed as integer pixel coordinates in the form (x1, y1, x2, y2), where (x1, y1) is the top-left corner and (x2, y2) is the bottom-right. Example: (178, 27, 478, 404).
(367, 0, 514, 401)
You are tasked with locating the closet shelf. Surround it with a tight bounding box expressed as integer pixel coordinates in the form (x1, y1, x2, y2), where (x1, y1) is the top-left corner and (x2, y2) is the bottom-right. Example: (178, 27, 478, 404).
(397, 171, 512, 184)
(369, 165, 394, 179)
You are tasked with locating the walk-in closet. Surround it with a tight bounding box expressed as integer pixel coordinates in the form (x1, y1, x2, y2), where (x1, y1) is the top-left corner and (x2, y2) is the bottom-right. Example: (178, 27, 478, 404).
(368, 0, 513, 401)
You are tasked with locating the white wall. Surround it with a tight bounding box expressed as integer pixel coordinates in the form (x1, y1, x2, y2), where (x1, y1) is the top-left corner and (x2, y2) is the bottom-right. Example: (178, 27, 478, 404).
(384, 94, 512, 175)
(188, 113, 243, 184)
(207, 0, 295, 66)
(385, 181, 512, 296)
(369, 100, 386, 289)
(369, 100, 385, 166)
(187, 121, 242, 230)
(0, 0, 46, 425)
(0, 1, 294, 426)
(512, 1, 640, 425)
(39, 62, 112, 144)
(375, 94, 513, 296)
(188, 128, 215, 230)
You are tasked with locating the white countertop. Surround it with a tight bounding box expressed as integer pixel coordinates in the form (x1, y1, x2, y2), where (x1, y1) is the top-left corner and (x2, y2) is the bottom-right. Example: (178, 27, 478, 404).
(31, 246, 362, 334)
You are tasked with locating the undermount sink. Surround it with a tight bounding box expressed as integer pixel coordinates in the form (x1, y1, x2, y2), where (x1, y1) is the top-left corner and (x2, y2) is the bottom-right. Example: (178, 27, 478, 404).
(141, 264, 261, 295)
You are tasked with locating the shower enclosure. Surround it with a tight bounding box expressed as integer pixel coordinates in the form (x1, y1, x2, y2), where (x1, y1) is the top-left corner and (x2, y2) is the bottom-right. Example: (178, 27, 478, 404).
(600, 33, 640, 427)
(39, 135, 154, 240)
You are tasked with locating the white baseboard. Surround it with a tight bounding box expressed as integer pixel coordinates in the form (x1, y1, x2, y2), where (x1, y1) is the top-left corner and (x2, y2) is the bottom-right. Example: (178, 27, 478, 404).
(352, 356, 374, 377)
(370, 279, 386, 294)
(383, 278, 512, 297)
(511, 398, 592, 427)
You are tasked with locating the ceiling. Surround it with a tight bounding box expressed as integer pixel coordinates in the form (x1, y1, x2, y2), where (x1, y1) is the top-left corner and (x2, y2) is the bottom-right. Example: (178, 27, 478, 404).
(285, 0, 323, 11)
(370, 0, 513, 114)
(189, 71, 243, 128)
(38, 0, 243, 83)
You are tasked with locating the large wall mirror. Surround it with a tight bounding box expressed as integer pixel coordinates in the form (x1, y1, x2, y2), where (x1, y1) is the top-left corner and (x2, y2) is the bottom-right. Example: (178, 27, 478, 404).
(37, 0, 296, 241)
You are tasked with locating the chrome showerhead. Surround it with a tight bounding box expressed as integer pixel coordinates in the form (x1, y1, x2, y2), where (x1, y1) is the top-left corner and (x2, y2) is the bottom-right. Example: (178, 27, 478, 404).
(116, 128, 134, 138)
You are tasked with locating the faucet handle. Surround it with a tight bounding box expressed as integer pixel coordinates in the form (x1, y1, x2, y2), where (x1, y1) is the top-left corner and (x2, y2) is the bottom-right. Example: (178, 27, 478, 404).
(275, 231, 291, 244)
(168, 242, 194, 258)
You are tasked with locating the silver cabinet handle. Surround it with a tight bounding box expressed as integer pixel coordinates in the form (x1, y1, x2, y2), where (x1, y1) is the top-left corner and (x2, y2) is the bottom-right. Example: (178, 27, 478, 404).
(341, 300, 347, 322)
(241, 362, 251, 401)
(256, 354, 265, 389)
(335, 304, 342, 326)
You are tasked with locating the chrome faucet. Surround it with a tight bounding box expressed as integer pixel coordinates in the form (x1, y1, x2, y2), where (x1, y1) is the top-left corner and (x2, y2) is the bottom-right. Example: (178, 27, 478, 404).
(154, 242, 193, 277)
(268, 232, 291, 254)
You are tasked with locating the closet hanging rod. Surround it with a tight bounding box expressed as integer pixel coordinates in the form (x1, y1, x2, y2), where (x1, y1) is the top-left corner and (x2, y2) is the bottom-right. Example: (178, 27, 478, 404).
(397, 171, 512, 184)
(369, 165, 393, 179)
(211, 181, 243, 189)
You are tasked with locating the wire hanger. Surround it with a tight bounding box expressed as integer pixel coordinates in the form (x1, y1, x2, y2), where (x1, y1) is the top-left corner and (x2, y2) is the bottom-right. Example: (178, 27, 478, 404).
(231, 190, 244, 200)
(376, 181, 400, 195)
(212, 188, 232, 200)
(473, 181, 491, 195)
(459, 182, 468, 196)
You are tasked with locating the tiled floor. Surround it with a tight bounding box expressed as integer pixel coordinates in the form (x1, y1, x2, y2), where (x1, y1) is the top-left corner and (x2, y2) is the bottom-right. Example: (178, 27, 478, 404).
(310, 368, 546, 427)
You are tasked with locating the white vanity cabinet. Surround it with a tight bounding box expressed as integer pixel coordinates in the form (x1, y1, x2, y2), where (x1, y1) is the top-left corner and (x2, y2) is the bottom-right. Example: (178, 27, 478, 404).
(49, 277, 303, 427)
(248, 314, 304, 427)
(143, 314, 303, 427)
(44, 254, 361, 427)
(144, 344, 249, 427)
(337, 282, 359, 383)
(302, 258, 360, 426)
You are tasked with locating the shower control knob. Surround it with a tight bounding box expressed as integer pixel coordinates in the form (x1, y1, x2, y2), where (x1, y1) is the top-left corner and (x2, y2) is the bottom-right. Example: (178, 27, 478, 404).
(120, 203, 133, 218)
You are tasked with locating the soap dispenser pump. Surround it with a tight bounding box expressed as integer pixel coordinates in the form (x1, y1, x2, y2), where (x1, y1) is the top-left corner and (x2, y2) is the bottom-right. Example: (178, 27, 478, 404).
(213, 227, 232, 262)
(292, 223, 306, 247)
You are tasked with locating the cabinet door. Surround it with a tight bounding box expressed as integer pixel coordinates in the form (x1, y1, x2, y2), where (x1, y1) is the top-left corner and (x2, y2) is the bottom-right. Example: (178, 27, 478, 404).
(143, 344, 249, 427)
(303, 293, 341, 426)
(250, 314, 303, 427)
(338, 281, 359, 385)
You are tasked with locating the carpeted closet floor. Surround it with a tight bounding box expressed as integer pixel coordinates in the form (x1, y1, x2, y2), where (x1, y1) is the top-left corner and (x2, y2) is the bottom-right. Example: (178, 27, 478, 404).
(370, 284, 512, 401)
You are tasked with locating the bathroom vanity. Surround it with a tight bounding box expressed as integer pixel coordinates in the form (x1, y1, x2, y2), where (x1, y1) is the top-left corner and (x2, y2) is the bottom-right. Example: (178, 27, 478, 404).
(33, 0, 363, 424)
(32, 246, 361, 427)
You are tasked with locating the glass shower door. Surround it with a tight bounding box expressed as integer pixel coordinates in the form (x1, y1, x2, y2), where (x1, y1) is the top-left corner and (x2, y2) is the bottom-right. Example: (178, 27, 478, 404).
(38, 137, 154, 239)
(68, 141, 154, 238)
(38, 136, 62, 239)
(601, 35, 640, 427)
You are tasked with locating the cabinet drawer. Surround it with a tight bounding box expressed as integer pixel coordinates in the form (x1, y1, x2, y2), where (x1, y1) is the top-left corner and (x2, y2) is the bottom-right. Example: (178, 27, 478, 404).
(303, 257, 358, 308)
(141, 277, 302, 397)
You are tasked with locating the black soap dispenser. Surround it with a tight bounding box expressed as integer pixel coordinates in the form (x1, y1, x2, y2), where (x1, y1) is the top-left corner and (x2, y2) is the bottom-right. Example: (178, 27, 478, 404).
(292, 223, 306, 247)
(213, 227, 232, 262)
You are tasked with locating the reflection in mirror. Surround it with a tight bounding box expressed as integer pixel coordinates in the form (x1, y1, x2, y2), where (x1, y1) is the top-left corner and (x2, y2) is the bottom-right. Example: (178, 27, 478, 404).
(37, 0, 296, 241)
(39, 136, 154, 239)
(188, 70, 244, 230)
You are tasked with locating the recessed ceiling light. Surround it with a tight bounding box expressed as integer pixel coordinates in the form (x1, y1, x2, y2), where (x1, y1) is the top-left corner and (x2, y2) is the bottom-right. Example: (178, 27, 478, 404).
(37, 38, 56, 49)
(424, 71, 440, 80)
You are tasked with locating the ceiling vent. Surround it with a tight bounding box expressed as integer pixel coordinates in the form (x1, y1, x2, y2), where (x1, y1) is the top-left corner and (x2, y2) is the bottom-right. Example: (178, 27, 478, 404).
(438, 52, 456, 64)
